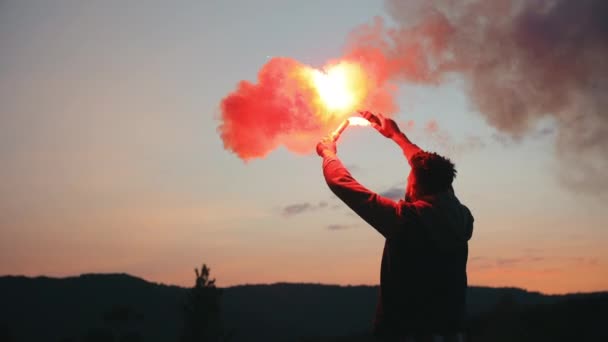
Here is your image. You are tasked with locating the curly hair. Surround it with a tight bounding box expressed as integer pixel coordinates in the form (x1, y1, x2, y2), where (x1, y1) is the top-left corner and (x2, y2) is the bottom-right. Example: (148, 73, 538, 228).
(410, 151, 457, 195)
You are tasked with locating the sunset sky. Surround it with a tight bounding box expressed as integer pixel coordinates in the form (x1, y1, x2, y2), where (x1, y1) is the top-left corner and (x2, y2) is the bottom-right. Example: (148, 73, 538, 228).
(1, 0, 607, 294)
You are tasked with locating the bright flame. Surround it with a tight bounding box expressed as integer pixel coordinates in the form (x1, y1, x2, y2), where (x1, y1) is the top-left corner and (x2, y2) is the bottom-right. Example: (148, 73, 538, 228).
(348, 116, 371, 126)
(313, 68, 352, 111)
(330, 116, 372, 142)
(309, 62, 368, 115)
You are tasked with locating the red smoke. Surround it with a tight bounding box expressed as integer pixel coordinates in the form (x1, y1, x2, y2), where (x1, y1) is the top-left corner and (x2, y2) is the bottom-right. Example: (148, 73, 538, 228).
(219, 57, 396, 160)
(219, 58, 317, 160)
(219, 0, 608, 193)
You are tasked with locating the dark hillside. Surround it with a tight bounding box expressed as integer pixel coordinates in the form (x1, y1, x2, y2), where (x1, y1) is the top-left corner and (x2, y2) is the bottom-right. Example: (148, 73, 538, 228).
(1, 274, 606, 341)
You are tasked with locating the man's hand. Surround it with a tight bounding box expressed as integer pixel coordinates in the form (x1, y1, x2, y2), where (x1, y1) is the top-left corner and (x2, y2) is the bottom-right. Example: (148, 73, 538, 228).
(316, 136, 337, 158)
(359, 111, 401, 139)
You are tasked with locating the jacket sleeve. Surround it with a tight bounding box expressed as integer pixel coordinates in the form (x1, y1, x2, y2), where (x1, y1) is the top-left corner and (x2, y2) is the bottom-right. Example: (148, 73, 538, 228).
(322, 155, 411, 238)
(392, 133, 423, 163)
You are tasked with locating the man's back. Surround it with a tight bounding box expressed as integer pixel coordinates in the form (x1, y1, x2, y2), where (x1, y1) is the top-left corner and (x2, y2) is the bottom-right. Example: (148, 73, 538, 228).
(375, 192, 473, 336)
(317, 111, 474, 341)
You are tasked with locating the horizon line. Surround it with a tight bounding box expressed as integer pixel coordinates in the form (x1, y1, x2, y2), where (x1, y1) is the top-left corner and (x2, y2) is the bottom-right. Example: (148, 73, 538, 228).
(2, 272, 607, 296)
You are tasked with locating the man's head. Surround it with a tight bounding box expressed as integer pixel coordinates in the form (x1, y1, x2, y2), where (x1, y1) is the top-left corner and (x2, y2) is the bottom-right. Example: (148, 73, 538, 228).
(406, 151, 456, 200)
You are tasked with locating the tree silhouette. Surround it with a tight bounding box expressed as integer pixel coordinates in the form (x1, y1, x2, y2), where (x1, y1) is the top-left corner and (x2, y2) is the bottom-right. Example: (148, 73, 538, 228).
(180, 263, 226, 342)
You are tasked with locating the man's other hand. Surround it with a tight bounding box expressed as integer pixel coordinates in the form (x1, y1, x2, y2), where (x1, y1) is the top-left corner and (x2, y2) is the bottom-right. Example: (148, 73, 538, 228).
(316, 136, 337, 158)
(360, 111, 401, 139)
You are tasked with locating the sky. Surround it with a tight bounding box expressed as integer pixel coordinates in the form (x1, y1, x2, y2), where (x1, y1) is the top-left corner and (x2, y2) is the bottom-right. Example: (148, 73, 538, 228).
(1, 0, 607, 294)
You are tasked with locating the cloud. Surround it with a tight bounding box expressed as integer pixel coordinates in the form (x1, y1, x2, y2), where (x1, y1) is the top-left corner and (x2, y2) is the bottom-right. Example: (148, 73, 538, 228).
(280, 200, 334, 217)
(327, 223, 358, 230)
(470, 255, 599, 272)
(532, 126, 556, 140)
(570, 257, 599, 266)
(281, 203, 314, 217)
(379, 184, 405, 201)
(344, 164, 362, 172)
(496, 257, 527, 267)
(330, 204, 342, 211)
(469, 256, 542, 271)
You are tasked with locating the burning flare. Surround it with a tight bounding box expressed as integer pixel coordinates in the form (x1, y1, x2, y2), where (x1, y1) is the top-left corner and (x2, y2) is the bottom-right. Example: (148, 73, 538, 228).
(330, 116, 372, 142)
(348, 117, 372, 127)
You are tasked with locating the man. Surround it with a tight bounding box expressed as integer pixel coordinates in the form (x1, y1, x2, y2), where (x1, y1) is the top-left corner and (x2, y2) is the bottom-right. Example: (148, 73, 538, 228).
(317, 112, 474, 342)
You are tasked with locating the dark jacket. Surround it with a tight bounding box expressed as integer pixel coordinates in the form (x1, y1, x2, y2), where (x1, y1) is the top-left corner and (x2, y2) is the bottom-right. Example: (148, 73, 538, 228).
(322, 155, 474, 337)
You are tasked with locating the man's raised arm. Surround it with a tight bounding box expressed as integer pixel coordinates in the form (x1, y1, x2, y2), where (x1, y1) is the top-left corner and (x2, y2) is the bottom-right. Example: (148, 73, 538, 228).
(316, 137, 408, 238)
(392, 132, 422, 162)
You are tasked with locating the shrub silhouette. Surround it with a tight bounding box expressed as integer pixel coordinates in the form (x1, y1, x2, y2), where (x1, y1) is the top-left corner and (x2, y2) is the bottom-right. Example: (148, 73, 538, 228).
(180, 264, 227, 342)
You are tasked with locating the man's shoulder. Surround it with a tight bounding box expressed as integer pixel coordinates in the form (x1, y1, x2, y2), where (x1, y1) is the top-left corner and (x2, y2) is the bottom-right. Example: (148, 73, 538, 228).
(395, 199, 431, 216)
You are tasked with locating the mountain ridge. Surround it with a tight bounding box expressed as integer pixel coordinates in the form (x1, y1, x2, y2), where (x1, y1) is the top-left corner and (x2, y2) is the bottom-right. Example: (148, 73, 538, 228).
(1, 273, 607, 341)
(5, 272, 602, 296)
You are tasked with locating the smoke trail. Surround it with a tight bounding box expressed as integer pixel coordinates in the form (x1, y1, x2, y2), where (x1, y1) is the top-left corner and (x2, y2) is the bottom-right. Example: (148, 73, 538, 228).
(345, 0, 608, 193)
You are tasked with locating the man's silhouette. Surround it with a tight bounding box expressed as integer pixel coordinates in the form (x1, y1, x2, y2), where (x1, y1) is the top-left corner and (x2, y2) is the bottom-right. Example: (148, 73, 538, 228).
(317, 112, 474, 342)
